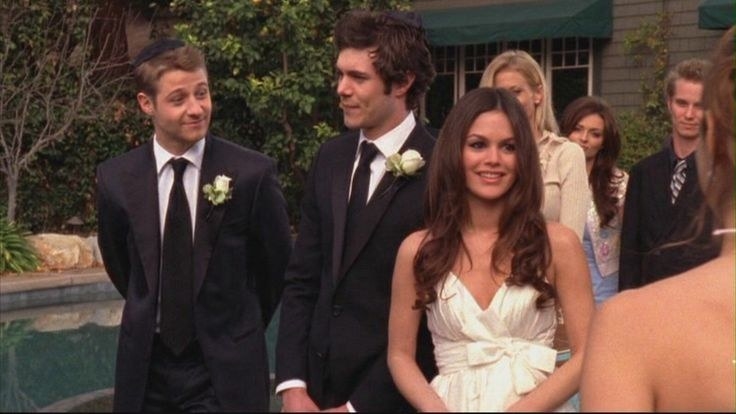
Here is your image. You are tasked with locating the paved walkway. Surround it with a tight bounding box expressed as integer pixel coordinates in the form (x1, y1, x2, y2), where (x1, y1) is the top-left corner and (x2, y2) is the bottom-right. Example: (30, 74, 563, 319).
(0, 267, 117, 313)
(0, 267, 109, 294)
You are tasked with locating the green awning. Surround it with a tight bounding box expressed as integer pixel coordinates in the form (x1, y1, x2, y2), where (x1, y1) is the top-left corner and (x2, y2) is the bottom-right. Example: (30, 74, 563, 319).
(698, 0, 735, 29)
(418, 0, 612, 46)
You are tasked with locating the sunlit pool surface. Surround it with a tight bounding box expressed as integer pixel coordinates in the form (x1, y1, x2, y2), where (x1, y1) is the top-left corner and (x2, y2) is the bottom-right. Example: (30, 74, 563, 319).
(0, 299, 280, 412)
(0, 300, 122, 412)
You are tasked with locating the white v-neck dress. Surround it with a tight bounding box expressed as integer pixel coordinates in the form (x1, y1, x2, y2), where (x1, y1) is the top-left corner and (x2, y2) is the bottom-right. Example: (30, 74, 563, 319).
(426, 273, 573, 412)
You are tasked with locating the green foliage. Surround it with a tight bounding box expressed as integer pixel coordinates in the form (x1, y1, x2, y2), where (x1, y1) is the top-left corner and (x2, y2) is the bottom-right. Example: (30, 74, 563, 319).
(168, 0, 410, 224)
(617, 111, 670, 171)
(7, 0, 412, 232)
(0, 218, 39, 274)
(619, 12, 672, 170)
(14, 94, 148, 233)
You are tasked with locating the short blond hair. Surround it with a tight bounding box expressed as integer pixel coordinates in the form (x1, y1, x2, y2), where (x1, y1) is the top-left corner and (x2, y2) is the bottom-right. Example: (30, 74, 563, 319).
(664, 58, 711, 100)
(479, 50, 559, 134)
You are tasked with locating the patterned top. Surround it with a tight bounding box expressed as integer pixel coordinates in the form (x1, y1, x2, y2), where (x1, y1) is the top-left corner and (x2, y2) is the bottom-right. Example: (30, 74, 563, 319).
(585, 168, 629, 277)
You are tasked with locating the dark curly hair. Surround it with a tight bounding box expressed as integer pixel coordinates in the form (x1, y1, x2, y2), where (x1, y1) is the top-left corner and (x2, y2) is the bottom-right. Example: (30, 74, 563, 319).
(413, 87, 555, 310)
(334, 10, 435, 111)
(560, 96, 624, 228)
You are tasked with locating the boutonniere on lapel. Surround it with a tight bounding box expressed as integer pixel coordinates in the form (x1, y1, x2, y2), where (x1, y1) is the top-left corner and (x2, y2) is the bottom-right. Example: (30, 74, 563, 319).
(202, 175, 233, 206)
(385, 149, 425, 178)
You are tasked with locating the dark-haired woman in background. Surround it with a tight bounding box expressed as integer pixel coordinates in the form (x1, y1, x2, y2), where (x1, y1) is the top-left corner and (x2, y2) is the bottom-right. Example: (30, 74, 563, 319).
(560, 96, 628, 305)
(387, 87, 593, 411)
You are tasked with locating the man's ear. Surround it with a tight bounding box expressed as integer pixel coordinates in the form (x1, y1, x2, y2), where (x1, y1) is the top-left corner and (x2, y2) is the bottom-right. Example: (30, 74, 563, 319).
(137, 92, 154, 115)
(392, 72, 416, 98)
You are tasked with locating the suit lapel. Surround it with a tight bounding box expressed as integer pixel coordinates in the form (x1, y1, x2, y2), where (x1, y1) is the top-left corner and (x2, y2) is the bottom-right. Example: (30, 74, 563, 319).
(193, 136, 231, 296)
(124, 142, 161, 294)
(331, 133, 359, 282)
(654, 153, 676, 220)
(338, 125, 432, 279)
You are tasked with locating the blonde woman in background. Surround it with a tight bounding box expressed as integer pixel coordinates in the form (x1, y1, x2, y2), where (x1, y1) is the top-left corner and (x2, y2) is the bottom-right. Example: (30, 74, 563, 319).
(480, 50, 589, 239)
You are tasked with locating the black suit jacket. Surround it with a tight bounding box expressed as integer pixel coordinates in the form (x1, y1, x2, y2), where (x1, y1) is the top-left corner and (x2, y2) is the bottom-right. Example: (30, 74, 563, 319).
(96, 135, 292, 411)
(618, 145, 720, 290)
(275, 124, 437, 411)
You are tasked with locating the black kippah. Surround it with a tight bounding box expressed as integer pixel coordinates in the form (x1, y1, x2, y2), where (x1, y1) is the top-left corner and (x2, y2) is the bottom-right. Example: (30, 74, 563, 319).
(131, 38, 186, 68)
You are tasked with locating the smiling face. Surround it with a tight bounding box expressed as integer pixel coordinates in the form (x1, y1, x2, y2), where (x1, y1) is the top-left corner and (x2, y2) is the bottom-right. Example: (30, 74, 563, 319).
(335, 47, 410, 140)
(493, 69, 542, 132)
(137, 68, 211, 155)
(568, 113, 605, 163)
(463, 110, 518, 205)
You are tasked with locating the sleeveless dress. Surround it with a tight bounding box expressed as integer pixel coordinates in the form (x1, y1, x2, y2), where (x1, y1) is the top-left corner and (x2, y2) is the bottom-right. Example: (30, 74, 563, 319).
(427, 273, 574, 412)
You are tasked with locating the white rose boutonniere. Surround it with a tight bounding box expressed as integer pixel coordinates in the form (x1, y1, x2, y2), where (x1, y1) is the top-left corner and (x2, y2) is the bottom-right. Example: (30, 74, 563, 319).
(385, 149, 425, 178)
(202, 175, 233, 206)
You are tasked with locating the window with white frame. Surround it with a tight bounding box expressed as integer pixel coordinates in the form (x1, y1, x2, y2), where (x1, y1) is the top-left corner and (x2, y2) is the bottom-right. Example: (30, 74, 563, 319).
(425, 37, 592, 128)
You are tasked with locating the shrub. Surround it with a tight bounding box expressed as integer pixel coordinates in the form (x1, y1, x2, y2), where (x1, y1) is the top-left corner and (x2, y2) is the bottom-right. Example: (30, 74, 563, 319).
(618, 110, 670, 171)
(0, 218, 40, 274)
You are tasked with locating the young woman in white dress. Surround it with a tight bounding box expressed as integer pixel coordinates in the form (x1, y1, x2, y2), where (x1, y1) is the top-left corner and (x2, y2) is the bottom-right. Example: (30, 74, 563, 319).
(388, 87, 594, 412)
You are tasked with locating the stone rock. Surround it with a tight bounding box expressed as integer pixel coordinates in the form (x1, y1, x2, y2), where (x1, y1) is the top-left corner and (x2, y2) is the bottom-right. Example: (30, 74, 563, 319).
(86, 235, 103, 266)
(26, 233, 95, 271)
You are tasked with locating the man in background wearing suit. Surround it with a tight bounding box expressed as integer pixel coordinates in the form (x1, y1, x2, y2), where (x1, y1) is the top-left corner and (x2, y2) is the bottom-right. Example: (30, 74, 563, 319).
(619, 58, 720, 290)
(96, 39, 292, 411)
(275, 10, 437, 412)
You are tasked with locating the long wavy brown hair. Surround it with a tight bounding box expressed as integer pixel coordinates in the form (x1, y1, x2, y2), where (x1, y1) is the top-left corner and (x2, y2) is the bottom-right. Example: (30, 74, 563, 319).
(560, 96, 624, 228)
(696, 26, 734, 224)
(413, 87, 555, 310)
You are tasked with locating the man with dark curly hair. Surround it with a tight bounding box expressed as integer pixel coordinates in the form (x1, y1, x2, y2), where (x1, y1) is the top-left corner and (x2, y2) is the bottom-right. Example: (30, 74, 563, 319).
(275, 9, 437, 412)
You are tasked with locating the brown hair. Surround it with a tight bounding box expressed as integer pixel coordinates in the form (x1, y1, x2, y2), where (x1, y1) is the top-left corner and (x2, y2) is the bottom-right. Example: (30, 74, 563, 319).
(334, 10, 435, 111)
(664, 58, 711, 100)
(697, 27, 735, 220)
(133, 43, 206, 97)
(414, 87, 554, 310)
(560, 96, 624, 228)
(479, 50, 559, 135)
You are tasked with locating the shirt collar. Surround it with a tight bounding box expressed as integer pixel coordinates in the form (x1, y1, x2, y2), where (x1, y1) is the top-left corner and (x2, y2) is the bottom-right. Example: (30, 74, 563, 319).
(666, 136, 694, 166)
(153, 135, 206, 175)
(358, 112, 416, 158)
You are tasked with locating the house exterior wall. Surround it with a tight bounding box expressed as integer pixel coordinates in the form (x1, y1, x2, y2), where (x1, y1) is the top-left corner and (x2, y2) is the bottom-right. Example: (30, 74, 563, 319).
(602, 0, 724, 113)
(413, 0, 727, 116)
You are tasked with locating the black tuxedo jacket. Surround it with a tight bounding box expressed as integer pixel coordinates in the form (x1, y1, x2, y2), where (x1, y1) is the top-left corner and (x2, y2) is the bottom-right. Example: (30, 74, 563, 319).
(96, 135, 292, 411)
(619, 146, 719, 290)
(275, 124, 437, 411)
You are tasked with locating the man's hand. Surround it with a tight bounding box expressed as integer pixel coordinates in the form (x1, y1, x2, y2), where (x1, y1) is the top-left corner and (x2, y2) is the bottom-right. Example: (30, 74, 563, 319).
(281, 388, 319, 412)
(322, 404, 349, 412)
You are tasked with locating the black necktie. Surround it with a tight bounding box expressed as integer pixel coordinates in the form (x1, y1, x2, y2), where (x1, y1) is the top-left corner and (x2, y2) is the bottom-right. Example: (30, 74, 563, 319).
(348, 141, 379, 215)
(344, 142, 379, 249)
(160, 157, 194, 355)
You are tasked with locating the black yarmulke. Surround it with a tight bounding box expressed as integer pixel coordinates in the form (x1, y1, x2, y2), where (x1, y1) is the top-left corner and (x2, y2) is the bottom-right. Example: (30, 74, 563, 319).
(131, 38, 186, 67)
